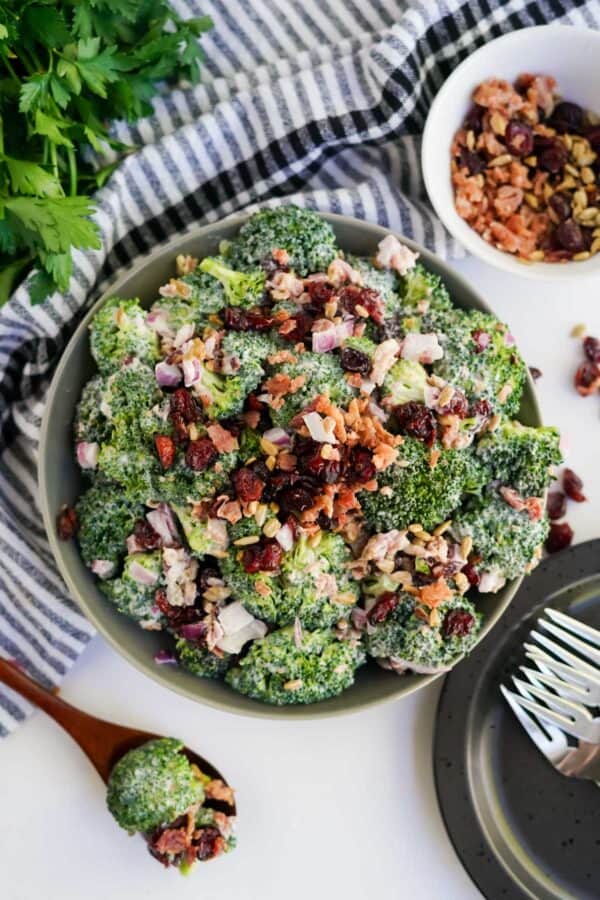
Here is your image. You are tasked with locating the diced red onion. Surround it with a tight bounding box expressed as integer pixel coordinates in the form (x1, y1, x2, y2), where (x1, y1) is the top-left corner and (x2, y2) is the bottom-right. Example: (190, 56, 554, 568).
(147, 504, 178, 546)
(505, 333, 516, 346)
(76, 441, 99, 470)
(174, 323, 195, 348)
(275, 522, 294, 551)
(474, 331, 491, 352)
(154, 649, 177, 665)
(335, 317, 355, 342)
(179, 621, 207, 642)
(182, 356, 202, 387)
(155, 360, 182, 388)
(147, 309, 173, 336)
(424, 384, 441, 409)
(129, 559, 159, 586)
(293, 616, 303, 648)
(312, 320, 339, 353)
(368, 401, 387, 422)
(303, 411, 337, 444)
(263, 427, 292, 448)
(126, 534, 144, 555)
(91, 559, 116, 579)
(351, 607, 368, 630)
(221, 353, 241, 375)
(478, 569, 506, 594)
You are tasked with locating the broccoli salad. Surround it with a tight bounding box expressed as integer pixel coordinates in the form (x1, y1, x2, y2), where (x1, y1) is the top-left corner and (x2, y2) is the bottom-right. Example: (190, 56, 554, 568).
(106, 738, 236, 872)
(66, 205, 562, 705)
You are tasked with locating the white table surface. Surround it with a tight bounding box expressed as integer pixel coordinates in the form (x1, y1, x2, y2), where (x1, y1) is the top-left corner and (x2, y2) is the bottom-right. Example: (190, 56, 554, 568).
(2, 256, 600, 900)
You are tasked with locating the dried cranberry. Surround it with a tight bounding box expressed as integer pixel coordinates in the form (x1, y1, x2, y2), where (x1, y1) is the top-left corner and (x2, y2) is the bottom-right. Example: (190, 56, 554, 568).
(529, 366, 543, 381)
(462, 563, 480, 587)
(394, 402, 437, 447)
(546, 491, 567, 520)
(155, 434, 176, 469)
(186, 437, 217, 471)
(555, 219, 585, 253)
(442, 609, 475, 638)
(155, 589, 202, 628)
(471, 398, 492, 420)
(340, 347, 371, 374)
(317, 511, 333, 530)
(350, 446, 377, 483)
(548, 192, 571, 221)
(458, 147, 484, 175)
(224, 307, 272, 331)
(338, 285, 384, 324)
(545, 521, 574, 554)
(134, 518, 162, 550)
(504, 120, 534, 157)
(368, 592, 399, 625)
(232, 466, 264, 502)
(463, 104, 485, 134)
(301, 443, 342, 484)
(563, 468, 586, 503)
(170, 412, 189, 445)
(549, 101, 584, 134)
(278, 484, 316, 515)
(584, 336, 600, 363)
(242, 539, 283, 573)
(195, 827, 222, 862)
(57, 505, 78, 540)
(438, 390, 469, 418)
(538, 140, 569, 173)
(170, 388, 199, 423)
(304, 280, 335, 308)
(574, 360, 600, 396)
(280, 313, 313, 343)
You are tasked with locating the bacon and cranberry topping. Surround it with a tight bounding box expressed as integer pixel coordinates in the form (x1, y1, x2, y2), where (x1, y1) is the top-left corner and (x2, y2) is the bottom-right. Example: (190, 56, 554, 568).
(546, 491, 567, 520)
(394, 402, 437, 446)
(452, 74, 600, 262)
(155, 434, 176, 469)
(242, 539, 283, 573)
(368, 591, 399, 625)
(340, 346, 371, 374)
(461, 563, 480, 587)
(57, 504, 78, 540)
(134, 518, 162, 550)
(232, 466, 264, 502)
(223, 307, 273, 331)
(442, 608, 475, 637)
(186, 437, 217, 471)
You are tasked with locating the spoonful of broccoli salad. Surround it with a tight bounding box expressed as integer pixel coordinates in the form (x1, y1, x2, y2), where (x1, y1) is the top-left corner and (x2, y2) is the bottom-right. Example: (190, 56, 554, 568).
(0, 658, 236, 872)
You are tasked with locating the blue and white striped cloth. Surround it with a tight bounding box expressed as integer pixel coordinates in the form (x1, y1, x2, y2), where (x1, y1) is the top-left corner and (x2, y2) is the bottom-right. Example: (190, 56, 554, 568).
(0, 0, 596, 735)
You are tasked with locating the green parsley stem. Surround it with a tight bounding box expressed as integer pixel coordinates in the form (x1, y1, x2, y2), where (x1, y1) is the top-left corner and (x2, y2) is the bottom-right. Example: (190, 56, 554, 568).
(66, 146, 77, 196)
(2, 57, 20, 85)
(49, 142, 58, 179)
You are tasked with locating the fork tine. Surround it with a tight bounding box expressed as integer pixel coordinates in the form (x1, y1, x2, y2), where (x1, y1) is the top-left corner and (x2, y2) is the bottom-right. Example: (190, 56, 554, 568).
(519, 664, 592, 704)
(538, 619, 600, 668)
(506, 681, 579, 737)
(528, 629, 600, 675)
(500, 685, 565, 756)
(511, 675, 594, 723)
(524, 644, 600, 687)
(545, 609, 600, 648)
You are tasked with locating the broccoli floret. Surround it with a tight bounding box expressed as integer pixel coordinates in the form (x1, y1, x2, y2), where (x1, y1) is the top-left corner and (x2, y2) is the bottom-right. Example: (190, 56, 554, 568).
(365, 594, 481, 668)
(238, 427, 262, 462)
(90, 297, 159, 375)
(451, 493, 549, 585)
(176, 638, 231, 679)
(74, 374, 110, 443)
(194, 363, 262, 420)
(476, 421, 562, 497)
(199, 256, 266, 308)
(106, 738, 205, 834)
(432, 309, 527, 418)
(228, 206, 339, 276)
(174, 506, 229, 559)
(138, 398, 173, 442)
(381, 359, 427, 407)
(179, 268, 228, 315)
(277, 533, 359, 629)
(225, 626, 365, 705)
(341, 335, 378, 360)
(399, 264, 452, 316)
(97, 445, 161, 504)
(76, 482, 143, 566)
(227, 515, 262, 544)
(346, 256, 402, 314)
(102, 552, 164, 628)
(268, 352, 356, 427)
(156, 450, 239, 506)
(359, 439, 486, 533)
(220, 550, 282, 622)
(99, 361, 162, 450)
(221, 330, 280, 370)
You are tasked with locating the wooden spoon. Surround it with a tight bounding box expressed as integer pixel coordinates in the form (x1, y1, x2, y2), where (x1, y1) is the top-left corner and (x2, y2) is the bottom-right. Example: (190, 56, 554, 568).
(0, 657, 235, 815)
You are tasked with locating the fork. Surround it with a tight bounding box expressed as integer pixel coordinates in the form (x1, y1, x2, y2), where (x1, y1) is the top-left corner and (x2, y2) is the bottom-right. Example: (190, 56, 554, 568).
(501, 608, 600, 781)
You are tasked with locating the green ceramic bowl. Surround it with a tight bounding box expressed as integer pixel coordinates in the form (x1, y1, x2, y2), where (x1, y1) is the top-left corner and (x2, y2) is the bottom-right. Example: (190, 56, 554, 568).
(39, 213, 542, 719)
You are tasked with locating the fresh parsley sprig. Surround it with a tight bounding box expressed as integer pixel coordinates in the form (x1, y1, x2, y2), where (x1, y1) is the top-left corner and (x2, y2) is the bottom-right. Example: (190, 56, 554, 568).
(0, 1, 212, 305)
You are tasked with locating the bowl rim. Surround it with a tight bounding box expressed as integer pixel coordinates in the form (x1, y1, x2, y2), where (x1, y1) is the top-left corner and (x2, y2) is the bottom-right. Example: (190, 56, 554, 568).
(39, 212, 539, 718)
(421, 23, 600, 280)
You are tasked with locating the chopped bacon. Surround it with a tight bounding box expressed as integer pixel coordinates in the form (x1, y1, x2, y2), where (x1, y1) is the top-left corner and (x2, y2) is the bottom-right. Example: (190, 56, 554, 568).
(206, 422, 239, 454)
(375, 234, 419, 275)
(155, 434, 176, 469)
(418, 578, 453, 608)
(327, 258, 364, 286)
(154, 827, 189, 856)
(204, 778, 236, 806)
(263, 373, 306, 399)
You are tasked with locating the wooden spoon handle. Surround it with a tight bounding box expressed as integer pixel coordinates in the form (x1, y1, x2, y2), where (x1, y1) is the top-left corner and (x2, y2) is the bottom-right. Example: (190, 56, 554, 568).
(0, 658, 152, 782)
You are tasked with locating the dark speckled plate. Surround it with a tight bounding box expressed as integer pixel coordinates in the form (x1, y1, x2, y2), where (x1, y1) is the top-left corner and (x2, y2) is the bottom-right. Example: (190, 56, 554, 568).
(434, 539, 600, 900)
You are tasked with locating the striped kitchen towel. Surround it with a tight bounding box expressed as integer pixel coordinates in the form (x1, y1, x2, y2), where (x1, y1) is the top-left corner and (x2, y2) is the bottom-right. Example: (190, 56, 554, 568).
(0, 0, 596, 735)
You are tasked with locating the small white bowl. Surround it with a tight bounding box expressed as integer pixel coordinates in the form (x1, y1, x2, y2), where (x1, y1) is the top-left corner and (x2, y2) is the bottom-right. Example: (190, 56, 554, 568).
(422, 25, 600, 280)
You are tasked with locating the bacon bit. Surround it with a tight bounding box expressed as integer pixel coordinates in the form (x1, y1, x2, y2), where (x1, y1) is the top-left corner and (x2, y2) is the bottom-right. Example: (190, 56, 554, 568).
(207, 422, 239, 453)
(314, 394, 347, 442)
(155, 434, 176, 469)
(159, 278, 192, 299)
(272, 247, 289, 267)
(268, 349, 298, 365)
(345, 372, 363, 389)
(361, 479, 378, 491)
(372, 443, 399, 470)
(175, 254, 198, 276)
(242, 410, 261, 429)
(524, 497, 544, 521)
(278, 319, 298, 336)
(375, 234, 419, 275)
(418, 578, 453, 608)
(154, 827, 189, 856)
(278, 452, 297, 471)
(255, 580, 272, 597)
(429, 448, 441, 468)
(499, 485, 526, 512)
(264, 373, 306, 399)
(216, 500, 243, 524)
(204, 778, 235, 806)
(269, 270, 304, 300)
